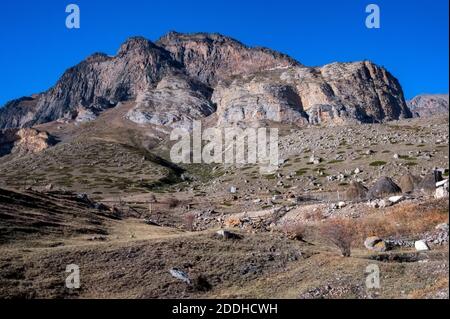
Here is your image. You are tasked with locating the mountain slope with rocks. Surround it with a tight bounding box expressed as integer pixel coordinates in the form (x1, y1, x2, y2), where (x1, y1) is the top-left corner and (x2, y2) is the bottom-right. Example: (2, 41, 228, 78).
(0, 32, 411, 130)
(407, 94, 449, 118)
(0, 34, 447, 298)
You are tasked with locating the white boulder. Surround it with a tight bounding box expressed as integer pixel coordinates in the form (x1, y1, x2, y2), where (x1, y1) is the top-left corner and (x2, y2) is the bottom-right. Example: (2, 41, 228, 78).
(337, 201, 347, 209)
(435, 180, 449, 199)
(414, 240, 430, 252)
(388, 195, 404, 203)
(436, 179, 448, 187)
(435, 187, 449, 199)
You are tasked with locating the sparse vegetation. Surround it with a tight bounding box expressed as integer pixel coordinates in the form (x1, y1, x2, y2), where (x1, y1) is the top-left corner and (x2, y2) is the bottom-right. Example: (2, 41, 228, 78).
(320, 219, 356, 257)
(369, 161, 387, 167)
(0, 96, 448, 299)
(279, 221, 306, 241)
(357, 199, 449, 240)
(405, 161, 418, 166)
(295, 168, 309, 176)
(167, 197, 180, 208)
(191, 274, 212, 292)
(183, 212, 197, 231)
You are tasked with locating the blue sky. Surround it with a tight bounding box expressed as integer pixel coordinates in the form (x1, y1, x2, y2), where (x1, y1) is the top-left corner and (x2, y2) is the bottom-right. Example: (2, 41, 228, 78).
(0, 0, 448, 106)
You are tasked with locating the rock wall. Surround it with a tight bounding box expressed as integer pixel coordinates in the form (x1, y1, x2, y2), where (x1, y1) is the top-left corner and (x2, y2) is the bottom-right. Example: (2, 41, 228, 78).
(0, 32, 411, 130)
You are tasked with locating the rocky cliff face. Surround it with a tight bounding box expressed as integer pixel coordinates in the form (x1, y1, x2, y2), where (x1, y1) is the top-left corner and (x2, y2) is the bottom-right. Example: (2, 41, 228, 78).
(0, 32, 411, 130)
(125, 74, 215, 130)
(0, 128, 54, 157)
(0, 37, 180, 129)
(212, 61, 411, 125)
(156, 32, 299, 86)
(407, 94, 449, 118)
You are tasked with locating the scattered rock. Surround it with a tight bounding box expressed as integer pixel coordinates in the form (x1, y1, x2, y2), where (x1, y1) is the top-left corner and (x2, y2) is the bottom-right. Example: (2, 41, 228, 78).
(215, 229, 242, 240)
(385, 238, 414, 248)
(436, 179, 448, 187)
(373, 241, 388, 252)
(367, 177, 402, 199)
(169, 268, 191, 285)
(435, 223, 449, 232)
(344, 181, 368, 201)
(398, 173, 421, 193)
(309, 155, 322, 165)
(367, 199, 392, 209)
(388, 195, 404, 204)
(364, 236, 388, 252)
(299, 282, 365, 299)
(337, 201, 347, 209)
(93, 202, 108, 211)
(435, 186, 449, 199)
(143, 218, 160, 226)
(76, 193, 89, 201)
(272, 194, 283, 201)
(425, 231, 449, 246)
(414, 240, 430, 252)
(419, 170, 443, 193)
(88, 235, 107, 241)
(75, 108, 97, 123)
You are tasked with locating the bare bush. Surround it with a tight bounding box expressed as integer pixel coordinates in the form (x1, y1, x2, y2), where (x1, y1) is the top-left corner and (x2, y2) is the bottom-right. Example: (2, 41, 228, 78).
(279, 221, 306, 241)
(357, 200, 448, 240)
(304, 210, 323, 222)
(183, 212, 196, 231)
(167, 197, 180, 208)
(148, 194, 157, 203)
(191, 274, 212, 292)
(320, 218, 357, 257)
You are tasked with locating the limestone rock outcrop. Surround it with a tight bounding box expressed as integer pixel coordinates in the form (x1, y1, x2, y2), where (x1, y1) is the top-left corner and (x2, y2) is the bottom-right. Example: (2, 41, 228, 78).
(0, 128, 54, 157)
(0, 32, 412, 130)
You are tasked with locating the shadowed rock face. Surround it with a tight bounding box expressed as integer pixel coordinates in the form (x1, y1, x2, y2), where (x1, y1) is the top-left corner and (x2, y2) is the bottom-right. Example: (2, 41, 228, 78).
(0, 32, 411, 129)
(367, 176, 402, 199)
(407, 94, 449, 118)
(0, 37, 180, 129)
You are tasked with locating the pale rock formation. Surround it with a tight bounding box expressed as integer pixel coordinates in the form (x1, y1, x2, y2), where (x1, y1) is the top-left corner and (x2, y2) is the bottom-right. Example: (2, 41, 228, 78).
(0, 128, 53, 156)
(0, 33, 412, 130)
(407, 94, 449, 118)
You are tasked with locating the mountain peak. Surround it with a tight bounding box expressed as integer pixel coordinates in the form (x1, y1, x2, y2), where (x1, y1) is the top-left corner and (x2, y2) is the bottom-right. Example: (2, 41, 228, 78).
(85, 52, 111, 63)
(158, 31, 244, 45)
(117, 36, 157, 56)
(157, 31, 299, 85)
(0, 31, 411, 129)
(407, 94, 449, 118)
